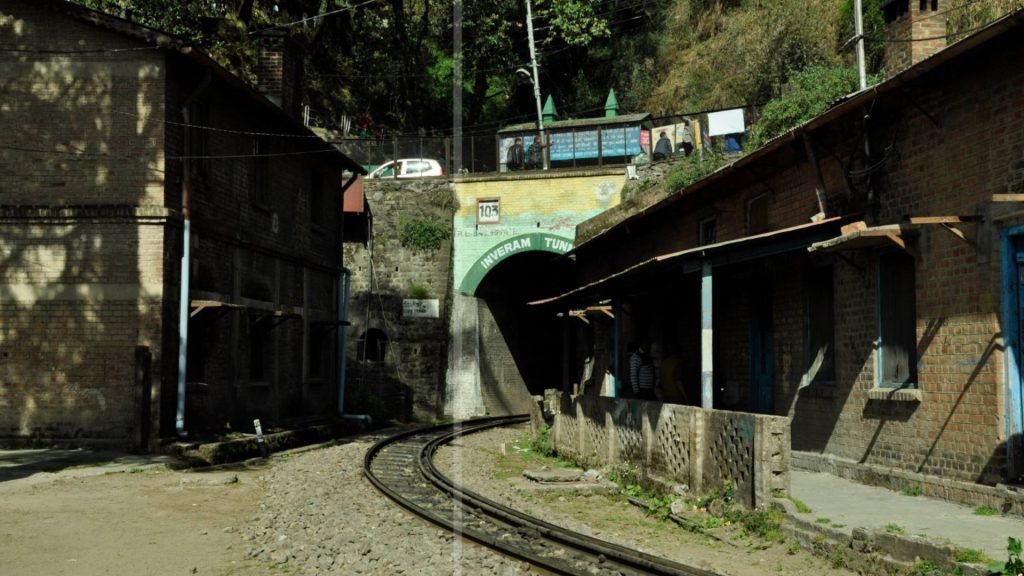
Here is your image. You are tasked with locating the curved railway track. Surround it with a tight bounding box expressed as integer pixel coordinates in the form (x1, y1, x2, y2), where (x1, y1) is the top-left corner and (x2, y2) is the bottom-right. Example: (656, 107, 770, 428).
(363, 416, 720, 576)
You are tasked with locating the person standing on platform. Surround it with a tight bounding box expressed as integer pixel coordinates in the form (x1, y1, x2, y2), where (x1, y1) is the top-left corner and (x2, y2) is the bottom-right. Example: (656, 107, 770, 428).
(629, 338, 658, 401)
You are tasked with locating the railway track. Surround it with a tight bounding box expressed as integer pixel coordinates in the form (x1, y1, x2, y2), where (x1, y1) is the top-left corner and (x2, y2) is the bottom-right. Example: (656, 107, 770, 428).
(363, 416, 721, 576)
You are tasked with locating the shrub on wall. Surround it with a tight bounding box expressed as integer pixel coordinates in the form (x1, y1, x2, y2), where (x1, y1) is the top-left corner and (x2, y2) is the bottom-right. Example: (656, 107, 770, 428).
(398, 215, 449, 251)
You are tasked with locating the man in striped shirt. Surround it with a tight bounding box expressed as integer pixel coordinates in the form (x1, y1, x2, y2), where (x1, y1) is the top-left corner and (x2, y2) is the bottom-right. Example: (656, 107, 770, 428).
(629, 338, 659, 400)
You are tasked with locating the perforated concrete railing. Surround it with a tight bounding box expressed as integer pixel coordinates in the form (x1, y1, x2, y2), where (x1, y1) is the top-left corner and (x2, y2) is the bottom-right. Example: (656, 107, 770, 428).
(650, 404, 690, 480)
(704, 409, 756, 507)
(552, 393, 790, 508)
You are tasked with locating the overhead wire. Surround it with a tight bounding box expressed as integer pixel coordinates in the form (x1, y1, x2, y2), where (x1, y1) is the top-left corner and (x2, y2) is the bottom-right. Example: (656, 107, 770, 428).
(247, 0, 384, 34)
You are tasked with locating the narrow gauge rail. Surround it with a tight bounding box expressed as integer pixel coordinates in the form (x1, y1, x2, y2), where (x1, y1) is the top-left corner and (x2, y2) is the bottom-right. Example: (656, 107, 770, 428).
(363, 416, 720, 576)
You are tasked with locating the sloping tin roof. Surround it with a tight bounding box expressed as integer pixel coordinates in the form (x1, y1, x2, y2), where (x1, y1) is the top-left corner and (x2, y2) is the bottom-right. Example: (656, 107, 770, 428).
(498, 112, 651, 133)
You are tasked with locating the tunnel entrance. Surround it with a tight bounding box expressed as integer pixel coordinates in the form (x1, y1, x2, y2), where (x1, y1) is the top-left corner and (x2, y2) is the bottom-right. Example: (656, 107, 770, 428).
(468, 249, 569, 415)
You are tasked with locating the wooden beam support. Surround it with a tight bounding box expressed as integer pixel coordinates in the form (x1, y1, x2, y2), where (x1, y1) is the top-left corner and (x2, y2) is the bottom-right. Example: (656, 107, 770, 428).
(906, 215, 982, 224)
(993, 194, 1024, 202)
(941, 223, 977, 246)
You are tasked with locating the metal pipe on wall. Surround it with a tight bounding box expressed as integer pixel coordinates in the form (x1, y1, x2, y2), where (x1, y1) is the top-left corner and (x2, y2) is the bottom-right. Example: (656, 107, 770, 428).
(338, 268, 351, 414)
(176, 70, 211, 438)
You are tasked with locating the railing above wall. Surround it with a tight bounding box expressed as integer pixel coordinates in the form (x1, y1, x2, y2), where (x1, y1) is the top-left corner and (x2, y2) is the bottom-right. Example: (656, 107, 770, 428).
(552, 393, 790, 509)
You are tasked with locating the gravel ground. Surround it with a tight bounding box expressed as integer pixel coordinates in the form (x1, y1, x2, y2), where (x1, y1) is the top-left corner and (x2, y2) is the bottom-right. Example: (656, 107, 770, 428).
(432, 423, 858, 576)
(240, 434, 536, 575)
(239, 424, 858, 575)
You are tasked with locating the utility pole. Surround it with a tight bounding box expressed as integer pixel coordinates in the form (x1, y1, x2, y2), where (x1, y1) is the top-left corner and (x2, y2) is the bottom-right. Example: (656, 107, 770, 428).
(524, 0, 547, 169)
(854, 0, 867, 90)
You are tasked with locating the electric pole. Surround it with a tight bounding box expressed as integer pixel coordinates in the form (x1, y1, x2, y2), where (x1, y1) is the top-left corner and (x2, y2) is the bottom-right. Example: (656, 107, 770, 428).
(524, 0, 547, 169)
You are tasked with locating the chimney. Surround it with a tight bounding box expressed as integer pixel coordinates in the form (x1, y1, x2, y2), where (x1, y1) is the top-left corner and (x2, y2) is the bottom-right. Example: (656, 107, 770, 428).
(253, 30, 303, 118)
(882, 0, 947, 76)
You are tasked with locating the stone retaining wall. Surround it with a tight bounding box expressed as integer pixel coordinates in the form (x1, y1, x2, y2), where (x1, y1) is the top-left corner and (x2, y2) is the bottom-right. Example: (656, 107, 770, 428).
(553, 393, 789, 508)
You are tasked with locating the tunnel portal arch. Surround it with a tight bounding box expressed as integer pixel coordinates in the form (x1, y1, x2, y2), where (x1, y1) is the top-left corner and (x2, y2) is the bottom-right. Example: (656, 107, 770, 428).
(457, 232, 574, 296)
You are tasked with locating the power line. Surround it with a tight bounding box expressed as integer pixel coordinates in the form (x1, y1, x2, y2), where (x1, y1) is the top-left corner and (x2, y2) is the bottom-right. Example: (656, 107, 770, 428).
(0, 142, 339, 161)
(0, 45, 165, 54)
(248, 0, 383, 34)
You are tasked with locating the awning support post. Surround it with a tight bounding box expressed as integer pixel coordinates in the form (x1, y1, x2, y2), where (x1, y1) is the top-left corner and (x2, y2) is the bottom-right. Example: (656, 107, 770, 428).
(701, 260, 714, 410)
(612, 297, 621, 398)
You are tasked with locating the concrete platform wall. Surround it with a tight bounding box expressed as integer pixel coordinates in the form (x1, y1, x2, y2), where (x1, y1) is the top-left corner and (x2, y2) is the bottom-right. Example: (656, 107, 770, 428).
(553, 393, 789, 508)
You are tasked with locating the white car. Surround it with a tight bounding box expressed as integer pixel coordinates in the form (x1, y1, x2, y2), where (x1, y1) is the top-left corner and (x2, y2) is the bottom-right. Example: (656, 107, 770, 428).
(366, 158, 445, 179)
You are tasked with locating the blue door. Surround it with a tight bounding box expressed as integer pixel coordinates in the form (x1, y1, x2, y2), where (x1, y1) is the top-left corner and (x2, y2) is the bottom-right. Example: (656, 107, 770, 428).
(1007, 234, 1024, 478)
(751, 281, 774, 414)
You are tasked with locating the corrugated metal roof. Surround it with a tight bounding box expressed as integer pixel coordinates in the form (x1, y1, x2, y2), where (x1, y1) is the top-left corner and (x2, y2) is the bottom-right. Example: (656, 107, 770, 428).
(498, 113, 651, 133)
(531, 215, 853, 308)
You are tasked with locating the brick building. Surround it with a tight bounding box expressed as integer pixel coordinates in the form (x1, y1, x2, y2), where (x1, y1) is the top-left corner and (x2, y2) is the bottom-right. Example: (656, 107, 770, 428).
(538, 4, 1024, 500)
(0, 1, 365, 448)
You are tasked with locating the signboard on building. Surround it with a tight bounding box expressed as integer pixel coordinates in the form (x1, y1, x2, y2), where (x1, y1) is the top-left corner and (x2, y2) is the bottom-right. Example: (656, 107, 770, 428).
(477, 198, 500, 224)
(707, 108, 746, 137)
(402, 299, 440, 318)
(549, 126, 643, 161)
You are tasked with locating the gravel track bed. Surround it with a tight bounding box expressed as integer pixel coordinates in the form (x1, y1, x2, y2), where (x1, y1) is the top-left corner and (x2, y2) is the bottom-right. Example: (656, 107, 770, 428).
(238, 424, 857, 575)
(240, 435, 534, 575)
(433, 423, 856, 576)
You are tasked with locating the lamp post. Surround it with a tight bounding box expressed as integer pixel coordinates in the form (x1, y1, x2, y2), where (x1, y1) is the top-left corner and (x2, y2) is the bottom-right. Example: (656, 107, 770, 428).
(522, 0, 547, 169)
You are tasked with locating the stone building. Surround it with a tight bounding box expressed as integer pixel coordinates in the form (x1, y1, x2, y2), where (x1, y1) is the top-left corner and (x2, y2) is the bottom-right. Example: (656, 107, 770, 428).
(0, 0, 365, 448)
(538, 4, 1024, 503)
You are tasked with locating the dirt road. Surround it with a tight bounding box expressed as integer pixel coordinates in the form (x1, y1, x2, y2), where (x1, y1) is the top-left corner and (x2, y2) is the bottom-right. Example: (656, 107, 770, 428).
(0, 463, 277, 576)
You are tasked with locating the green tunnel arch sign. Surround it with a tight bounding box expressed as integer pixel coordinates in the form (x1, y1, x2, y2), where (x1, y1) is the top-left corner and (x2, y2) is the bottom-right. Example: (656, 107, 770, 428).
(458, 233, 574, 295)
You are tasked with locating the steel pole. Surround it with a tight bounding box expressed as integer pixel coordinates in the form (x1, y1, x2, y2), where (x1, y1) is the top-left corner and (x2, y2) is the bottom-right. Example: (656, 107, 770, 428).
(854, 0, 867, 90)
(524, 0, 547, 169)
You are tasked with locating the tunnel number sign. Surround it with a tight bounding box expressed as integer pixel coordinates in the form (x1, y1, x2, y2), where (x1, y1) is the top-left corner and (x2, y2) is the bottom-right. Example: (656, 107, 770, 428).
(477, 199, 500, 224)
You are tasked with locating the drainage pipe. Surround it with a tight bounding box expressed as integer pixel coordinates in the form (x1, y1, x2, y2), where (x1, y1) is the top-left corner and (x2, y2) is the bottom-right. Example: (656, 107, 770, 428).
(176, 70, 211, 438)
(338, 267, 352, 414)
(336, 171, 371, 423)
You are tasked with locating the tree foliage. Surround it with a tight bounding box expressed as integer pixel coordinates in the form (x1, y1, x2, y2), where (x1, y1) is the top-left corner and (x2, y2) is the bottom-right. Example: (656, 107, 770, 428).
(69, 0, 1024, 139)
(748, 65, 881, 148)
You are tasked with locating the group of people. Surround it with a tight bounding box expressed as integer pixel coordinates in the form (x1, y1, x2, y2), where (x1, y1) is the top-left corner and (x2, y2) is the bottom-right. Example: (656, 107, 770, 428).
(626, 338, 690, 404)
(506, 134, 548, 171)
(653, 125, 695, 162)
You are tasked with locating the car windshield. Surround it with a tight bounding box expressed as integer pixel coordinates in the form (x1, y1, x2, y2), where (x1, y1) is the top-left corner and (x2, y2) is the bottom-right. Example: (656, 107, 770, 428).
(375, 162, 395, 177)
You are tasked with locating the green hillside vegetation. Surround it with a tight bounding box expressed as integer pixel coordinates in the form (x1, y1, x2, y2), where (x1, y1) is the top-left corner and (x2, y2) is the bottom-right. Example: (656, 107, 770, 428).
(70, 0, 1021, 141)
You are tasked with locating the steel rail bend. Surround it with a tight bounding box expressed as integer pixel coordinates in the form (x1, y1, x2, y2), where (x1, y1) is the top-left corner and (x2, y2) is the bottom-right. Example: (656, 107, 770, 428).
(364, 416, 722, 576)
(420, 424, 719, 576)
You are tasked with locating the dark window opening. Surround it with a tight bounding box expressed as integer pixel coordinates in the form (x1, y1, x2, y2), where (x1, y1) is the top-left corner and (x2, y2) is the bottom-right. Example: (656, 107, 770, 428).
(249, 320, 270, 381)
(358, 328, 388, 362)
(251, 138, 269, 205)
(746, 194, 769, 235)
(310, 171, 325, 229)
(309, 327, 328, 379)
(805, 265, 835, 386)
(878, 250, 917, 387)
(699, 217, 717, 246)
(187, 100, 209, 181)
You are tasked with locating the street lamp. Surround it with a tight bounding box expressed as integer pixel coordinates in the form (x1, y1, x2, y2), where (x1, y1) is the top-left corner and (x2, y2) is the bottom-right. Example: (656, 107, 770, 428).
(522, 0, 547, 170)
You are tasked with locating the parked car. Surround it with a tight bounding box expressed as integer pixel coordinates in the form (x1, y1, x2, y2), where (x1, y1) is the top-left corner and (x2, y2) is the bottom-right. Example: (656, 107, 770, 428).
(366, 158, 445, 178)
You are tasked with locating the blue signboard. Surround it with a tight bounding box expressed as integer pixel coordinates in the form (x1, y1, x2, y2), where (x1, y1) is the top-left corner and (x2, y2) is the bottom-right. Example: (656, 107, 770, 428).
(549, 126, 642, 161)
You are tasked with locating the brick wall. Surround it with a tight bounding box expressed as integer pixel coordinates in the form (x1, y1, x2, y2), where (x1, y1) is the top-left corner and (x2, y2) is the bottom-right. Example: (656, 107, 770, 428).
(0, 3, 169, 446)
(884, 0, 948, 77)
(165, 51, 348, 434)
(344, 179, 454, 421)
(0, 2, 352, 445)
(566, 28, 1024, 486)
